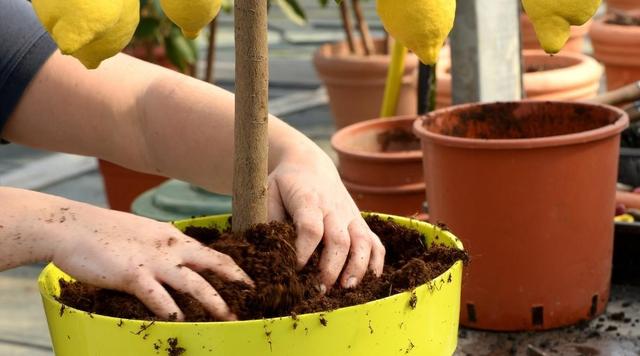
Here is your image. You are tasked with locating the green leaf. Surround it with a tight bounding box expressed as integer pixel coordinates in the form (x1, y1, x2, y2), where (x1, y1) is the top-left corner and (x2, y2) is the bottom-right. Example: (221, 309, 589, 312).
(134, 17, 160, 39)
(165, 28, 196, 73)
(221, 0, 233, 13)
(318, 0, 329, 7)
(275, 0, 307, 26)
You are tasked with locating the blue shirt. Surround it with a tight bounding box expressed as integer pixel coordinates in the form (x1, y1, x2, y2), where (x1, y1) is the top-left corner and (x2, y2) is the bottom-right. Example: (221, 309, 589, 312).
(0, 0, 57, 142)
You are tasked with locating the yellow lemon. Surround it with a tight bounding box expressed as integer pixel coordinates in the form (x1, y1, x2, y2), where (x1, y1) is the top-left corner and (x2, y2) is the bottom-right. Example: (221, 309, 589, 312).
(160, 0, 222, 39)
(33, 0, 139, 69)
(522, 0, 601, 54)
(377, 0, 455, 65)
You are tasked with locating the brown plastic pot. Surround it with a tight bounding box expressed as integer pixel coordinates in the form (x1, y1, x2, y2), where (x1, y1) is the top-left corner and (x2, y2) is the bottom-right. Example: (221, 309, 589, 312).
(413, 101, 629, 331)
(521, 14, 591, 53)
(607, 0, 640, 11)
(590, 12, 640, 91)
(332, 116, 424, 216)
(436, 50, 602, 109)
(313, 39, 419, 129)
(98, 160, 167, 212)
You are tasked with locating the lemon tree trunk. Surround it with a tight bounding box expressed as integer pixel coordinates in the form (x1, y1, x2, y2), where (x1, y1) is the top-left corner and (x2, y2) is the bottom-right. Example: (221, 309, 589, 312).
(232, 0, 269, 232)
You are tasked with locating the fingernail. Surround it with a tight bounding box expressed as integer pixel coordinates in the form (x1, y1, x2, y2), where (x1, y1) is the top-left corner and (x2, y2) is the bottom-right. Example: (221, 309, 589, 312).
(346, 277, 358, 289)
(316, 283, 327, 294)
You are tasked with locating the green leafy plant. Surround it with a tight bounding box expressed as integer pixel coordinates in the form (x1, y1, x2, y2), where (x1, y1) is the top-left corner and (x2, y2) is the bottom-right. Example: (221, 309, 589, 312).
(130, 0, 309, 74)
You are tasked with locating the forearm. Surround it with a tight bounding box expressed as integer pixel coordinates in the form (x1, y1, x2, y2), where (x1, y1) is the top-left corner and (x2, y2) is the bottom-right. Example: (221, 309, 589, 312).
(4, 51, 329, 195)
(137, 74, 328, 193)
(0, 187, 72, 270)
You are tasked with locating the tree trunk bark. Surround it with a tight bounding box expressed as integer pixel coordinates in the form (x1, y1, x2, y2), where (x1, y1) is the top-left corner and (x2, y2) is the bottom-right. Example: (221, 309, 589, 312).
(339, 1, 356, 54)
(205, 18, 218, 83)
(351, 0, 374, 55)
(233, 0, 269, 232)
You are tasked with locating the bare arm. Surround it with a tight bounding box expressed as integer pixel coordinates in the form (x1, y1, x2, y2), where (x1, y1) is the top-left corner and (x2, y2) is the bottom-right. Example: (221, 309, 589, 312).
(0, 186, 252, 321)
(4, 51, 307, 193)
(3, 50, 385, 308)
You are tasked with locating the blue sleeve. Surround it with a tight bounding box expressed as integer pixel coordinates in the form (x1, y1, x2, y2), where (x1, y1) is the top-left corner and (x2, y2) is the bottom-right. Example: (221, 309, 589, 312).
(0, 0, 57, 143)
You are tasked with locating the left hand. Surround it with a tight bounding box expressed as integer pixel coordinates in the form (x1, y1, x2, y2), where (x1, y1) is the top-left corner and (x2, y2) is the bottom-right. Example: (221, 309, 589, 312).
(266, 146, 386, 292)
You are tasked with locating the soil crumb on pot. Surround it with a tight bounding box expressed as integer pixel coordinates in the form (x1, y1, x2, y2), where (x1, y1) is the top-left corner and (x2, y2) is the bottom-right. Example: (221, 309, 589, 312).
(58, 217, 467, 322)
(377, 128, 421, 152)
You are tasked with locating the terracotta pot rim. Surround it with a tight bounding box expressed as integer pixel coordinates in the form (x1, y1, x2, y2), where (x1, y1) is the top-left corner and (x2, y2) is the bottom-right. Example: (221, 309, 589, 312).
(413, 101, 629, 150)
(343, 180, 426, 194)
(590, 12, 640, 38)
(313, 40, 419, 69)
(438, 50, 600, 82)
(332, 116, 423, 161)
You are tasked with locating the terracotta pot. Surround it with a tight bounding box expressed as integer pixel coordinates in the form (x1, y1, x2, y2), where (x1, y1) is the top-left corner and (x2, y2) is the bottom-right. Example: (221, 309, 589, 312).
(413, 101, 629, 331)
(607, 0, 640, 11)
(521, 15, 591, 53)
(436, 50, 602, 108)
(590, 13, 640, 91)
(332, 116, 424, 216)
(314, 39, 419, 129)
(98, 160, 167, 212)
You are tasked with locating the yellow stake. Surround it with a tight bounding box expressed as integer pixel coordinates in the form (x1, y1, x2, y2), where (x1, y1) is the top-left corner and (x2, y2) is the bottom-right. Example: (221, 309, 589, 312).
(380, 40, 408, 118)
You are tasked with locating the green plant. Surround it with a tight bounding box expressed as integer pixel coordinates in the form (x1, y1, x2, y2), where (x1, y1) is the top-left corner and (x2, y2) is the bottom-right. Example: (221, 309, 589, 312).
(130, 0, 308, 74)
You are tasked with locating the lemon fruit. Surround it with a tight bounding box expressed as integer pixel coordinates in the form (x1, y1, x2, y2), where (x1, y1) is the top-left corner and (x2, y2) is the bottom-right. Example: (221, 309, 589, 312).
(160, 0, 222, 39)
(522, 0, 601, 54)
(377, 0, 455, 65)
(33, 0, 139, 69)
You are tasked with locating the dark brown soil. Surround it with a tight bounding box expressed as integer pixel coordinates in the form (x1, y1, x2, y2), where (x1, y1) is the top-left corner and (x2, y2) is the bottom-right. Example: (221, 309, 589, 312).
(424, 102, 618, 140)
(377, 128, 421, 152)
(525, 64, 549, 73)
(58, 216, 467, 322)
(607, 12, 640, 26)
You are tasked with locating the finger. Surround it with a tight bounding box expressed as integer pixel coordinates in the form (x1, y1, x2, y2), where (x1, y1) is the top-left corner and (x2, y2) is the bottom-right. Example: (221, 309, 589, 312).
(369, 230, 386, 277)
(318, 213, 351, 290)
(267, 178, 287, 222)
(182, 246, 254, 287)
(340, 219, 374, 288)
(130, 276, 184, 321)
(159, 267, 237, 321)
(284, 192, 325, 268)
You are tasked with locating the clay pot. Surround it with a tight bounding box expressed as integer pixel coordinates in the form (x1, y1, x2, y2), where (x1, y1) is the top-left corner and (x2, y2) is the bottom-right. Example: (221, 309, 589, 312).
(436, 50, 602, 108)
(521, 14, 591, 53)
(98, 160, 167, 212)
(607, 0, 640, 12)
(413, 101, 628, 331)
(314, 39, 419, 129)
(332, 116, 425, 216)
(590, 12, 640, 91)
(39, 213, 465, 356)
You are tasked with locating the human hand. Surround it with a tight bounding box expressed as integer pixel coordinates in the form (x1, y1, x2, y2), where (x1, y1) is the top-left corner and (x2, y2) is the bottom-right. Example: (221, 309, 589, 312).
(267, 146, 386, 292)
(50, 205, 253, 321)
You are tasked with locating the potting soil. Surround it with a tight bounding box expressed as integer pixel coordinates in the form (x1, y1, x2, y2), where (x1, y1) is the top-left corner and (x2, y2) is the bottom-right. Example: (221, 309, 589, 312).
(377, 128, 421, 152)
(58, 216, 467, 322)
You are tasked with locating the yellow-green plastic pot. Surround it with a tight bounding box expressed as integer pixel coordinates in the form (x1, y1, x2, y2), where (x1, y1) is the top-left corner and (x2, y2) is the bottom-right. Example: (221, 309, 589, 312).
(39, 213, 464, 356)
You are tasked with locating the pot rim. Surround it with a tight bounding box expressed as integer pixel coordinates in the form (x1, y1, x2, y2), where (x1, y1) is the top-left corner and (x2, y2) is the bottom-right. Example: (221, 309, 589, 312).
(332, 116, 423, 161)
(413, 101, 629, 150)
(343, 180, 426, 194)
